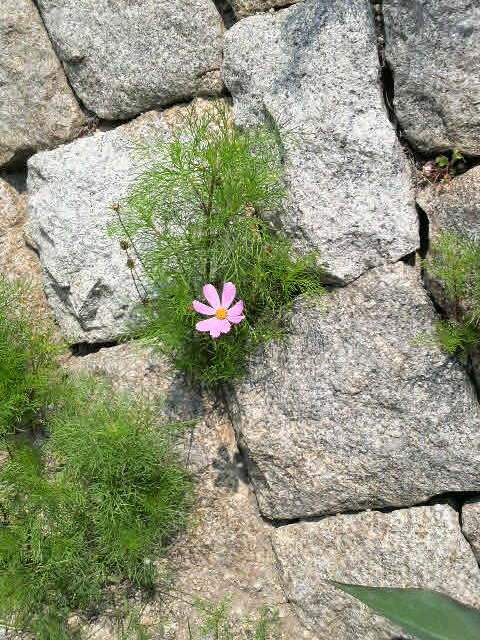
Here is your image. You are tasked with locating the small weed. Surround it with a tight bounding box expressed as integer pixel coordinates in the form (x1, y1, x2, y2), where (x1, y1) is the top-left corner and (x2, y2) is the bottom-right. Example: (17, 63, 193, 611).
(187, 600, 281, 640)
(110, 101, 326, 385)
(422, 148, 466, 184)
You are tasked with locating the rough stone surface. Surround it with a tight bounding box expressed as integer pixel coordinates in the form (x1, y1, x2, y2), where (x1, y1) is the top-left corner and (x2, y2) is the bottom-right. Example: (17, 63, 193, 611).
(0, 0, 87, 168)
(417, 166, 480, 240)
(27, 99, 226, 344)
(67, 344, 314, 640)
(27, 112, 169, 344)
(227, 0, 300, 19)
(383, 0, 480, 155)
(0, 177, 49, 313)
(462, 499, 480, 564)
(231, 262, 480, 520)
(223, 0, 418, 283)
(36, 0, 224, 120)
(273, 505, 480, 639)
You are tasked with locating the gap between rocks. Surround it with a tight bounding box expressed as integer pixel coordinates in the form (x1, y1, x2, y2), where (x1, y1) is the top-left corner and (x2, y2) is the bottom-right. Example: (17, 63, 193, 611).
(69, 341, 120, 357)
(264, 490, 480, 530)
(212, 0, 237, 28)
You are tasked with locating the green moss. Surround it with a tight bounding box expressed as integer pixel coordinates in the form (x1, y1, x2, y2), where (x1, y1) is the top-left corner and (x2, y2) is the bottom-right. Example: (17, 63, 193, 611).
(110, 102, 326, 385)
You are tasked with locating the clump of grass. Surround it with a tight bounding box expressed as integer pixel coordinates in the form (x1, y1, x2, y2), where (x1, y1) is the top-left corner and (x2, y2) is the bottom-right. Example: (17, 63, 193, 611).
(0, 277, 61, 437)
(0, 278, 193, 638)
(424, 231, 480, 354)
(111, 102, 326, 385)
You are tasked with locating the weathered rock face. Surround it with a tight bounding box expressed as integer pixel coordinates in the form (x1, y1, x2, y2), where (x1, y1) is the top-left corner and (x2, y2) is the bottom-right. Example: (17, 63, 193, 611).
(0, 178, 49, 312)
(273, 505, 480, 639)
(417, 167, 480, 240)
(0, 0, 86, 168)
(227, 0, 300, 19)
(223, 0, 418, 284)
(462, 499, 480, 564)
(383, 0, 480, 155)
(231, 263, 480, 520)
(36, 0, 224, 121)
(27, 112, 170, 344)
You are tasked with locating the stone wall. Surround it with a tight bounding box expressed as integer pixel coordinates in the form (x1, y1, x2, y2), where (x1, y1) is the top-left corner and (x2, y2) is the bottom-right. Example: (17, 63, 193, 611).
(1, 0, 480, 638)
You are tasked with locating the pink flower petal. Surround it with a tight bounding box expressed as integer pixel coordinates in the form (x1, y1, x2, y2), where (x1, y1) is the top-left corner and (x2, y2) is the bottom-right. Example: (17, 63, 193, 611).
(192, 300, 215, 316)
(203, 284, 220, 309)
(221, 282, 236, 309)
(196, 318, 218, 333)
(227, 314, 245, 325)
(195, 317, 231, 338)
(227, 300, 243, 318)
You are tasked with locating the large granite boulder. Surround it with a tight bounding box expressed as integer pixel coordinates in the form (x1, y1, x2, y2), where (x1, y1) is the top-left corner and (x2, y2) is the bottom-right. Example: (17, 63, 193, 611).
(36, 0, 224, 120)
(227, 0, 300, 18)
(27, 112, 169, 344)
(383, 0, 480, 155)
(223, 0, 418, 284)
(273, 505, 480, 639)
(0, 0, 86, 168)
(231, 263, 480, 520)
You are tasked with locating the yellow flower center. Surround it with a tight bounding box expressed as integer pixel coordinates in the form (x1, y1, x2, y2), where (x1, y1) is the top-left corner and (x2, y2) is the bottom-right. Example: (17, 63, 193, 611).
(216, 308, 227, 320)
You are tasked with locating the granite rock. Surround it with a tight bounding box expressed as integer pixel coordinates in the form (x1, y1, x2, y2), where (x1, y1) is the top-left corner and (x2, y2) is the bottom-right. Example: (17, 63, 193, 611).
(224, 0, 417, 283)
(273, 505, 480, 639)
(383, 0, 480, 155)
(0, 178, 49, 312)
(417, 166, 480, 240)
(462, 499, 480, 564)
(36, 0, 224, 120)
(231, 263, 480, 520)
(27, 112, 169, 343)
(0, 0, 86, 167)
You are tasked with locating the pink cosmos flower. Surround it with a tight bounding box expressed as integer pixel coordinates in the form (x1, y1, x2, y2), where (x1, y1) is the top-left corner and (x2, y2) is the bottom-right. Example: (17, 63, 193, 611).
(193, 283, 245, 338)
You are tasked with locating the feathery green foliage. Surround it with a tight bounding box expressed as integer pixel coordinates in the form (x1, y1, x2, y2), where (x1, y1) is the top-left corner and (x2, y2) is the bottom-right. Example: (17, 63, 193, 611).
(111, 102, 326, 385)
(0, 279, 193, 639)
(0, 277, 61, 437)
(424, 231, 480, 354)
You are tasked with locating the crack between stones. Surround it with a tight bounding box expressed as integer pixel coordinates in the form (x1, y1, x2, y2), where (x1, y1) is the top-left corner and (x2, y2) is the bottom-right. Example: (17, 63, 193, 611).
(27, 0, 99, 153)
(69, 340, 120, 357)
(263, 490, 480, 529)
(212, 0, 237, 28)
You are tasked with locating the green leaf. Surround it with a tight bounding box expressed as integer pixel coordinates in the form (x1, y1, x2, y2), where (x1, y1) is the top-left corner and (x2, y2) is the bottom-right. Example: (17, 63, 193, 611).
(329, 581, 480, 640)
(436, 156, 449, 167)
(453, 149, 464, 161)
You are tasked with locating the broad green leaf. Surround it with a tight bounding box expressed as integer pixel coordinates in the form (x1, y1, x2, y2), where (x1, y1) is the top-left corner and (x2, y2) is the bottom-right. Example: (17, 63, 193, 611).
(453, 149, 464, 161)
(329, 581, 480, 640)
(436, 155, 449, 167)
